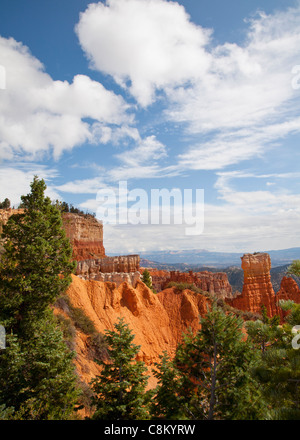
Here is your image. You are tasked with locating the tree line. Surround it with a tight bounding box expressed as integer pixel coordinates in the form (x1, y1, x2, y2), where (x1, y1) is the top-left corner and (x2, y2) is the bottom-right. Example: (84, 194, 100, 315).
(0, 177, 300, 420)
(0, 196, 95, 217)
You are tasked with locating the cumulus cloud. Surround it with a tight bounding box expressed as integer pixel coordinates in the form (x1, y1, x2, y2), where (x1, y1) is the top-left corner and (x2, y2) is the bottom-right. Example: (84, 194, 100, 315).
(76, 0, 212, 107)
(76, 1, 300, 171)
(0, 36, 131, 161)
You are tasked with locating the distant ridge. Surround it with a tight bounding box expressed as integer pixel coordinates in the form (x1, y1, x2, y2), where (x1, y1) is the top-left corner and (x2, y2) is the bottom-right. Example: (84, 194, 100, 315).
(136, 247, 300, 268)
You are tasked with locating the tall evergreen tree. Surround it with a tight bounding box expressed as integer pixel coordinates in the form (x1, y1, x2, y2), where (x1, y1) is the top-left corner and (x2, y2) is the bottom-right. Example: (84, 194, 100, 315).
(141, 269, 155, 293)
(0, 176, 75, 330)
(246, 305, 281, 354)
(173, 303, 265, 420)
(91, 317, 152, 420)
(287, 260, 300, 277)
(252, 301, 300, 419)
(0, 177, 80, 419)
(151, 351, 186, 419)
(0, 311, 79, 419)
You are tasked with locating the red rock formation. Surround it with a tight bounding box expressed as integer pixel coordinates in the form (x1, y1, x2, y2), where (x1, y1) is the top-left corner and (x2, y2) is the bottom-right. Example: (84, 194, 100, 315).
(276, 276, 300, 320)
(0, 209, 106, 262)
(142, 269, 170, 292)
(75, 255, 140, 285)
(99, 255, 140, 273)
(60, 275, 210, 390)
(145, 268, 232, 298)
(157, 287, 209, 344)
(225, 253, 277, 317)
(277, 276, 300, 302)
(62, 213, 105, 261)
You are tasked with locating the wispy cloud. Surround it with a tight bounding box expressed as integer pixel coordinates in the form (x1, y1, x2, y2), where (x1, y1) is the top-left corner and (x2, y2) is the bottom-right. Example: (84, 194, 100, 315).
(0, 36, 132, 161)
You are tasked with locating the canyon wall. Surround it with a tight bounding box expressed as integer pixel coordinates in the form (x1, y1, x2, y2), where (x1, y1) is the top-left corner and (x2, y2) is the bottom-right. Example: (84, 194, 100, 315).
(0, 209, 106, 262)
(75, 255, 140, 286)
(0, 209, 139, 286)
(62, 213, 106, 261)
(61, 275, 210, 388)
(147, 268, 232, 298)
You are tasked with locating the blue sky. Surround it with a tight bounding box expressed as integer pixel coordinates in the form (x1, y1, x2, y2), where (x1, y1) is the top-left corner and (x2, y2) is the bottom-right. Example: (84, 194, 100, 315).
(1, 0, 300, 254)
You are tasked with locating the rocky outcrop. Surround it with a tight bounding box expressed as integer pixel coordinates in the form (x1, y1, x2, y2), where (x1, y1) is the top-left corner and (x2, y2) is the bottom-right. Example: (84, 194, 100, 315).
(276, 276, 300, 319)
(142, 269, 170, 292)
(75, 255, 140, 286)
(157, 287, 209, 344)
(61, 275, 210, 388)
(98, 255, 140, 273)
(62, 213, 105, 261)
(277, 276, 300, 302)
(146, 268, 232, 298)
(78, 269, 141, 288)
(225, 253, 277, 317)
(0, 209, 106, 262)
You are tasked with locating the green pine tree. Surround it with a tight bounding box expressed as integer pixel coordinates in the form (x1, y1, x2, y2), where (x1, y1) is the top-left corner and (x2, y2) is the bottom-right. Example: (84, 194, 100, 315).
(91, 317, 152, 420)
(0, 176, 76, 331)
(173, 303, 265, 420)
(252, 301, 300, 419)
(141, 269, 156, 293)
(287, 260, 300, 277)
(151, 351, 186, 419)
(0, 311, 80, 419)
(0, 176, 80, 419)
(246, 305, 281, 354)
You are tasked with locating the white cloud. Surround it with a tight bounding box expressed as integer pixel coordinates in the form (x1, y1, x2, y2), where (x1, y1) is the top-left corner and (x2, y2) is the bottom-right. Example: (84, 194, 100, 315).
(0, 165, 60, 207)
(76, 0, 212, 107)
(76, 1, 300, 171)
(177, 116, 300, 171)
(98, 170, 300, 254)
(56, 176, 107, 194)
(0, 36, 131, 161)
(166, 6, 300, 133)
(115, 135, 167, 167)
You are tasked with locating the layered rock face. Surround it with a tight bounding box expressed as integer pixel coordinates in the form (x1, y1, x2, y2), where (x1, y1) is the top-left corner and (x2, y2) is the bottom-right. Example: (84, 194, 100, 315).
(225, 253, 277, 317)
(76, 255, 140, 286)
(0, 209, 106, 262)
(147, 268, 232, 297)
(62, 213, 105, 261)
(61, 275, 209, 388)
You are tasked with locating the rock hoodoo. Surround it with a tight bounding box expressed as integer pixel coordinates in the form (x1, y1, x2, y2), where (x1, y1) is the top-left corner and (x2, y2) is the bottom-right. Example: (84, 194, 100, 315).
(225, 253, 277, 317)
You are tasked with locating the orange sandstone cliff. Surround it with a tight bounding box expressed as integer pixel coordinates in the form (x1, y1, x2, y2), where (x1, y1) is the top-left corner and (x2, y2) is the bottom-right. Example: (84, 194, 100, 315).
(147, 268, 232, 298)
(59, 275, 210, 389)
(0, 209, 106, 262)
(62, 213, 106, 261)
